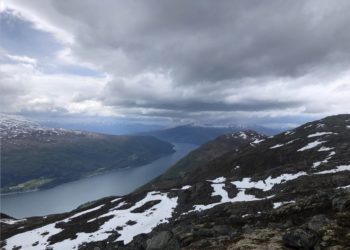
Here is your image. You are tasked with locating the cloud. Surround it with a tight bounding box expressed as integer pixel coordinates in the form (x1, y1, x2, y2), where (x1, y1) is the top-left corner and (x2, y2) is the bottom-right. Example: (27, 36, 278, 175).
(1, 0, 350, 126)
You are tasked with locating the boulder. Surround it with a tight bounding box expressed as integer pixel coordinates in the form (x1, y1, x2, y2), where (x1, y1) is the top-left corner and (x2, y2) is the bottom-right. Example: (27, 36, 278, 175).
(146, 231, 179, 250)
(283, 228, 319, 248)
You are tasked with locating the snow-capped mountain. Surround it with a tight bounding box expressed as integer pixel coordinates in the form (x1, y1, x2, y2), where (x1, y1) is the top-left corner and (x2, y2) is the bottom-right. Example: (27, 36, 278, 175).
(1, 115, 350, 249)
(0, 114, 84, 142)
(0, 114, 174, 194)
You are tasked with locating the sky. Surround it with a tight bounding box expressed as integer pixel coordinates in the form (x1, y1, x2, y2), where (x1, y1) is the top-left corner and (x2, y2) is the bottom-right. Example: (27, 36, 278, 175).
(1, 0, 350, 130)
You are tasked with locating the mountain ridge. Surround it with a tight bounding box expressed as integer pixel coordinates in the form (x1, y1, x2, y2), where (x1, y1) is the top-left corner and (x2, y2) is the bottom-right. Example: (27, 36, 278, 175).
(0, 114, 175, 194)
(1, 114, 350, 249)
(138, 124, 281, 145)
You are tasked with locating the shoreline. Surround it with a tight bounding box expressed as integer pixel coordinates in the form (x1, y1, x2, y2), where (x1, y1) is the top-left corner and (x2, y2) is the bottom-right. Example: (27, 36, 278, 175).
(1, 149, 179, 197)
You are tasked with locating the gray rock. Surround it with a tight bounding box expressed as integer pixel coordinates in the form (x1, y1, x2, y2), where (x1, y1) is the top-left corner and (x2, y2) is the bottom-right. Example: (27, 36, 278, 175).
(332, 196, 350, 212)
(213, 225, 230, 235)
(307, 214, 329, 232)
(283, 228, 319, 248)
(146, 231, 179, 250)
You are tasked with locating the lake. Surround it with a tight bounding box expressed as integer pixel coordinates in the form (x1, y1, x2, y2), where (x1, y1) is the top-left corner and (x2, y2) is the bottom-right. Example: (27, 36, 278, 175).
(0, 143, 197, 218)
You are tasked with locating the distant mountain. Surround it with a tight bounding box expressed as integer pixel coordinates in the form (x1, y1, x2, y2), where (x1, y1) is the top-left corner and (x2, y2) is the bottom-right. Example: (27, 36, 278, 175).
(0, 114, 174, 194)
(139, 131, 267, 192)
(139, 124, 280, 144)
(2, 114, 349, 249)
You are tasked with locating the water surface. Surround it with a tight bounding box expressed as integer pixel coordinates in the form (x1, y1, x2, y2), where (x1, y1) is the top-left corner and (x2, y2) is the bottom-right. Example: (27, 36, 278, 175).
(1, 143, 196, 218)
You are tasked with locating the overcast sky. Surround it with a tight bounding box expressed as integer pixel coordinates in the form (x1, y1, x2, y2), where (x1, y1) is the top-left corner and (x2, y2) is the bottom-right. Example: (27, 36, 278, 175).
(1, 0, 350, 129)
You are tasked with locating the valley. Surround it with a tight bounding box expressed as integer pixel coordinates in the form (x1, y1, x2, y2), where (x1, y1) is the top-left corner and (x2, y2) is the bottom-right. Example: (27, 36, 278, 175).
(1, 114, 350, 249)
(0, 114, 175, 194)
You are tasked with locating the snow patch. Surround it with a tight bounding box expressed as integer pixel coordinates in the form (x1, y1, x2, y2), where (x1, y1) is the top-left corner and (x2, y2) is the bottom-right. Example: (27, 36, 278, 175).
(273, 201, 295, 209)
(270, 144, 284, 149)
(67, 205, 104, 220)
(209, 177, 226, 183)
(314, 165, 350, 175)
(312, 151, 336, 169)
(297, 140, 326, 151)
(337, 184, 350, 189)
(111, 198, 121, 203)
(232, 172, 307, 192)
(308, 132, 335, 138)
(239, 132, 247, 139)
(318, 146, 334, 152)
(0, 218, 26, 225)
(252, 139, 265, 144)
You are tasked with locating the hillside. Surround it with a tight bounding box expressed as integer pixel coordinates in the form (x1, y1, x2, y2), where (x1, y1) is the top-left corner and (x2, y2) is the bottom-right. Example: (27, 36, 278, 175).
(1, 114, 350, 249)
(0, 114, 174, 193)
(139, 131, 266, 192)
(139, 124, 280, 145)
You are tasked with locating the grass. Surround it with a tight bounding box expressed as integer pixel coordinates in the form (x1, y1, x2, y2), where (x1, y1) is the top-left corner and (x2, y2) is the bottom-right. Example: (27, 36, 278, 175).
(7, 178, 54, 192)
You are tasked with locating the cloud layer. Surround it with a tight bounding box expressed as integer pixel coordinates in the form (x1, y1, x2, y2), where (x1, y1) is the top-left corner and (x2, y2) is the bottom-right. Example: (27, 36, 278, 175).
(1, 0, 350, 126)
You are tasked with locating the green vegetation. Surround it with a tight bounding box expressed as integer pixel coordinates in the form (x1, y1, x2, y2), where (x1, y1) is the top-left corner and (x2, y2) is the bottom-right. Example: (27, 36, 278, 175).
(6, 178, 54, 193)
(1, 135, 174, 193)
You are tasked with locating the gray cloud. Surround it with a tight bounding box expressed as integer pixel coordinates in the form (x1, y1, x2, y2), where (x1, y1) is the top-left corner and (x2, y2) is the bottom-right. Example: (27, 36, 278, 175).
(3, 0, 350, 125)
(48, 0, 350, 83)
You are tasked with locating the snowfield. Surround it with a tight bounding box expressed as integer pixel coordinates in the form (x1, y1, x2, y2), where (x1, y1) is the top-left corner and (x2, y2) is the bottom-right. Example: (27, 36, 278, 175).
(4, 191, 178, 249)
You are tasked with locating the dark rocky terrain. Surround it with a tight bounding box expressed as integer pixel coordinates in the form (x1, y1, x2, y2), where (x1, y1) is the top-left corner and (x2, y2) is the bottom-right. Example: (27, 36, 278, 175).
(139, 131, 266, 193)
(0, 114, 174, 193)
(1, 114, 350, 249)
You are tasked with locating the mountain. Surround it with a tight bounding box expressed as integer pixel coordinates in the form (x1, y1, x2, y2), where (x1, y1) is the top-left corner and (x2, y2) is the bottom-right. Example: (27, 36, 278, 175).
(139, 124, 280, 145)
(139, 131, 267, 192)
(1, 114, 350, 249)
(0, 114, 174, 194)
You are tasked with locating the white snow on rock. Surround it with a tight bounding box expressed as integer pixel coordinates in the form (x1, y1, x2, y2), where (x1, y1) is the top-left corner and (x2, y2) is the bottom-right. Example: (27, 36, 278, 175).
(314, 165, 350, 175)
(209, 177, 226, 183)
(307, 132, 335, 138)
(191, 177, 261, 212)
(286, 139, 299, 145)
(0, 113, 84, 141)
(4, 222, 63, 250)
(111, 198, 122, 203)
(284, 130, 295, 135)
(4, 191, 178, 249)
(252, 139, 265, 144)
(297, 140, 326, 151)
(270, 144, 284, 149)
(181, 185, 191, 190)
(337, 184, 350, 189)
(312, 151, 336, 169)
(318, 146, 334, 152)
(65, 205, 105, 221)
(316, 123, 325, 128)
(239, 132, 247, 139)
(191, 162, 350, 213)
(304, 124, 313, 129)
(232, 172, 307, 192)
(0, 218, 26, 225)
(273, 201, 295, 209)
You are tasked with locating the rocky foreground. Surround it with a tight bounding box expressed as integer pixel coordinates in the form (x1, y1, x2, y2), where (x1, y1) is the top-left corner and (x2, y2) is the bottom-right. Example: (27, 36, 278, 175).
(1, 115, 350, 249)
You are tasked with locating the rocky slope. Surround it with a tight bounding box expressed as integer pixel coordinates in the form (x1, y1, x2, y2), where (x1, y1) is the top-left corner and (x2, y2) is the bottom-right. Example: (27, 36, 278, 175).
(0, 114, 174, 193)
(139, 131, 266, 192)
(1, 114, 350, 249)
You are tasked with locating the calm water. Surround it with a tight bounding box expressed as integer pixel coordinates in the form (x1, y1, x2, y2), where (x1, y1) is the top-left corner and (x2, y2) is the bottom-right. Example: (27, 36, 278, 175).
(0, 143, 197, 218)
